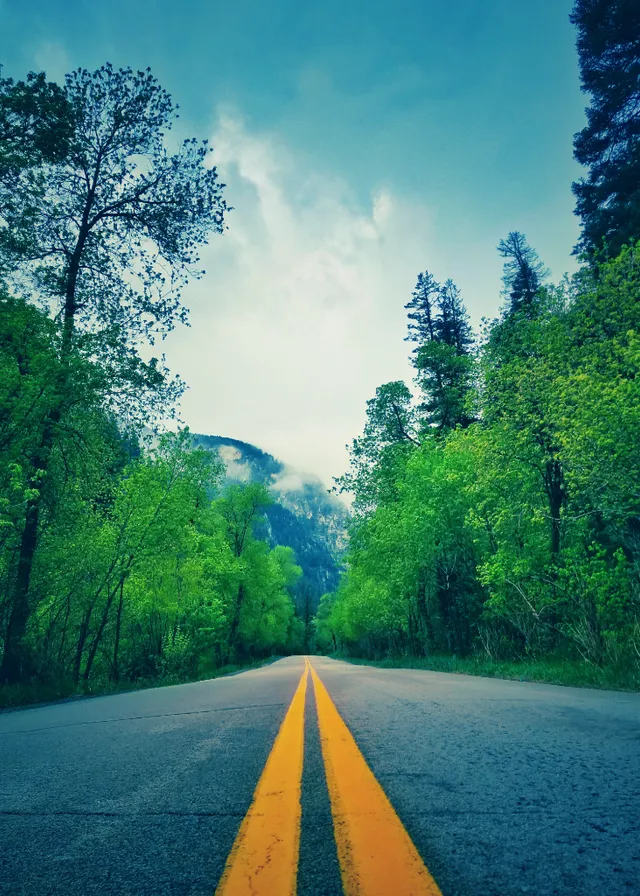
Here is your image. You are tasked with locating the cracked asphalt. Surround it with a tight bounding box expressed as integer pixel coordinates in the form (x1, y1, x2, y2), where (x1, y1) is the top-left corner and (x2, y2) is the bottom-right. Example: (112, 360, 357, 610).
(1, 656, 639, 895)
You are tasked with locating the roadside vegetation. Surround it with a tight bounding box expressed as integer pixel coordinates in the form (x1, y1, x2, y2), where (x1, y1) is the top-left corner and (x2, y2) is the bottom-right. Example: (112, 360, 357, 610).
(0, 657, 280, 711)
(0, 66, 304, 707)
(316, 2, 640, 692)
(341, 656, 640, 693)
(2, 3, 639, 705)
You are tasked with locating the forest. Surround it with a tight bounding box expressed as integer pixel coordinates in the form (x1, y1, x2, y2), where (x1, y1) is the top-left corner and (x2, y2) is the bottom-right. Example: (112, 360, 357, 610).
(1, 1, 638, 704)
(317, 1, 640, 688)
(0, 66, 305, 705)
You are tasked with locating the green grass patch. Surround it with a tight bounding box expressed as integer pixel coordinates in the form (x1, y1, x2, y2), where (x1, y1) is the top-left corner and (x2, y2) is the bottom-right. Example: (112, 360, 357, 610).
(0, 656, 279, 711)
(339, 654, 640, 691)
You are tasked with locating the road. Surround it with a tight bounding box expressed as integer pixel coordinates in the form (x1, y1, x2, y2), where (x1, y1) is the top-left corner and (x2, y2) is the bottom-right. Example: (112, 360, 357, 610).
(1, 656, 638, 895)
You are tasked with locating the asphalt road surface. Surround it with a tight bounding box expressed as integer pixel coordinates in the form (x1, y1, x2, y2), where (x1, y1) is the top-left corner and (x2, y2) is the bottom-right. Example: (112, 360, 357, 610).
(1, 656, 638, 895)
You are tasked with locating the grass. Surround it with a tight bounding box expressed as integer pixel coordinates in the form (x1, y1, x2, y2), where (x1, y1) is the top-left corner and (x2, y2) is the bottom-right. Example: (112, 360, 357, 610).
(0, 656, 278, 711)
(340, 653, 640, 691)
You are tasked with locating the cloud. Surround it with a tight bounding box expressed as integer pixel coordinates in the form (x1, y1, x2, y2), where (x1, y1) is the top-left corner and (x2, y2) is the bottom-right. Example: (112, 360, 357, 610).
(216, 445, 251, 482)
(271, 469, 319, 494)
(163, 110, 437, 487)
(31, 42, 70, 82)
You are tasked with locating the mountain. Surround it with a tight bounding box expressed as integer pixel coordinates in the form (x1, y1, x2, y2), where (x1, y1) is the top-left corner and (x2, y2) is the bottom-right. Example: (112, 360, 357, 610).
(192, 434, 349, 613)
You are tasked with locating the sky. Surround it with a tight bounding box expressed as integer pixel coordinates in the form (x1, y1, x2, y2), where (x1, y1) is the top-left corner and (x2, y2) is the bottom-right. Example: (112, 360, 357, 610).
(0, 0, 587, 486)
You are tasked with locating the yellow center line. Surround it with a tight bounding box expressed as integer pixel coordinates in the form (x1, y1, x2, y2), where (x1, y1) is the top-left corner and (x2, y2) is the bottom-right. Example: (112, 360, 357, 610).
(215, 659, 309, 896)
(309, 660, 442, 896)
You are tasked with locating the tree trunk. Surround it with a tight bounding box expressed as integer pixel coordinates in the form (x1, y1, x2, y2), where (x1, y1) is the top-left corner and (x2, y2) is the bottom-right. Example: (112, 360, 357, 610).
(73, 604, 94, 686)
(228, 582, 245, 659)
(0, 203, 93, 685)
(415, 569, 434, 651)
(545, 459, 565, 560)
(0, 496, 40, 683)
(0, 339, 70, 684)
(83, 586, 118, 682)
(57, 594, 72, 670)
(112, 581, 125, 683)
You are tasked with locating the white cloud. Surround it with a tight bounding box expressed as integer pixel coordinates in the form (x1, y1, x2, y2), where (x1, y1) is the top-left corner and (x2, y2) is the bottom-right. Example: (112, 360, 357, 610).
(271, 469, 319, 494)
(163, 110, 437, 487)
(31, 42, 70, 82)
(216, 445, 251, 482)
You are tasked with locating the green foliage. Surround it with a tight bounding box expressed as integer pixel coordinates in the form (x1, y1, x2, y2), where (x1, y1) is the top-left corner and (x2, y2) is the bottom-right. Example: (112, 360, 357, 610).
(0, 402, 301, 700)
(324, 247, 640, 687)
(2, 63, 229, 420)
(335, 381, 418, 518)
(404, 270, 476, 432)
(415, 340, 476, 431)
(405, 271, 439, 350)
(0, 70, 74, 189)
(0, 65, 296, 699)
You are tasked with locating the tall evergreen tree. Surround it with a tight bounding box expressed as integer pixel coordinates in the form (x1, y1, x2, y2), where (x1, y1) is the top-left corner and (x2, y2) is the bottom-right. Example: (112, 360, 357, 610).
(436, 279, 475, 353)
(498, 231, 548, 316)
(404, 271, 439, 352)
(571, 0, 640, 257)
(405, 272, 476, 432)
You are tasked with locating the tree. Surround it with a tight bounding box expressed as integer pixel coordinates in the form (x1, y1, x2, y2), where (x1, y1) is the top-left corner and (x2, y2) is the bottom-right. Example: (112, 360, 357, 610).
(571, 0, 640, 258)
(0, 64, 228, 684)
(314, 592, 340, 653)
(335, 381, 419, 517)
(0, 70, 74, 190)
(0, 293, 123, 684)
(497, 232, 548, 316)
(405, 271, 439, 351)
(483, 303, 570, 563)
(2, 64, 227, 395)
(215, 483, 273, 659)
(237, 545, 301, 656)
(328, 432, 485, 659)
(414, 341, 476, 431)
(436, 279, 474, 354)
(405, 273, 476, 432)
(415, 278, 476, 431)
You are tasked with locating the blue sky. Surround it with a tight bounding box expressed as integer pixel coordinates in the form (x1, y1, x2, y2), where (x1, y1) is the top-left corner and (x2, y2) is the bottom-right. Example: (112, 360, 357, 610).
(0, 0, 586, 483)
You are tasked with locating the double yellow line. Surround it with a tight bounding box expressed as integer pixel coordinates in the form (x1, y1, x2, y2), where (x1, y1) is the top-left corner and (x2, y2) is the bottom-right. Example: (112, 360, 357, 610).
(216, 658, 441, 896)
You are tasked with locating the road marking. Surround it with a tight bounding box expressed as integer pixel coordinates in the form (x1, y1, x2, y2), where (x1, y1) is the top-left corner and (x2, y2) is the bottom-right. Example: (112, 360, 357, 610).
(310, 661, 442, 896)
(215, 660, 309, 896)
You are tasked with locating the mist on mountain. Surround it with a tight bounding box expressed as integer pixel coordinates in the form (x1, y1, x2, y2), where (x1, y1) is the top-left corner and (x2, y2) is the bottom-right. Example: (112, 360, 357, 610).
(192, 434, 348, 614)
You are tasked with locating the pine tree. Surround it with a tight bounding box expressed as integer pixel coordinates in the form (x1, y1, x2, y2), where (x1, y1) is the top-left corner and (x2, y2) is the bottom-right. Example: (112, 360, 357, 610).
(571, 0, 640, 257)
(406, 273, 476, 432)
(436, 279, 475, 354)
(404, 271, 440, 352)
(498, 231, 548, 316)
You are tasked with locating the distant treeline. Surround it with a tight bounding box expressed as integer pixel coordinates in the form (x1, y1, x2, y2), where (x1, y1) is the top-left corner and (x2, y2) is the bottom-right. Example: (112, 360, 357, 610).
(316, 2, 640, 685)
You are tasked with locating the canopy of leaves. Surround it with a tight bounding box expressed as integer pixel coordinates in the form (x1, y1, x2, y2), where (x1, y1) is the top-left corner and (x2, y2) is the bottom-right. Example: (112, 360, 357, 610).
(1, 64, 229, 423)
(0, 70, 74, 186)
